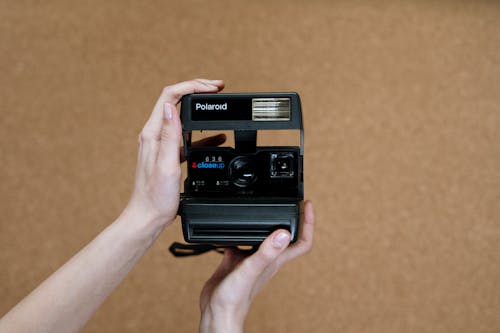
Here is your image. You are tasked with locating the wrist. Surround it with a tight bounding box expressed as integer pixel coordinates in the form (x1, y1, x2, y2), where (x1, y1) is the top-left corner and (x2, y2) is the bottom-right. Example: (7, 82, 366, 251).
(116, 201, 172, 246)
(200, 305, 244, 333)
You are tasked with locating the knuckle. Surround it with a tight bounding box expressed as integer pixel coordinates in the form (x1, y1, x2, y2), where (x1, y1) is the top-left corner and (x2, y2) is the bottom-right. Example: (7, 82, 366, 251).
(160, 164, 181, 178)
(302, 240, 313, 254)
(139, 129, 155, 142)
(162, 86, 171, 96)
(162, 86, 181, 101)
(240, 260, 258, 276)
(209, 292, 238, 311)
(268, 261, 280, 276)
(172, 166, 182, 177)
(258, 246, 276, 263)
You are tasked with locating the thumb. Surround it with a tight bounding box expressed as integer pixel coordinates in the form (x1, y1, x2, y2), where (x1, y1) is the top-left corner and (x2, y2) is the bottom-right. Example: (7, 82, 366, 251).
(157, 103, 182, 170)
(239, 230, 291, 279)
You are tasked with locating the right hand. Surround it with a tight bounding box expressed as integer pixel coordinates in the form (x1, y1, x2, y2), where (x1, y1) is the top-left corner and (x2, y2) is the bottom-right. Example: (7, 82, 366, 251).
(199, 201, 315, 333)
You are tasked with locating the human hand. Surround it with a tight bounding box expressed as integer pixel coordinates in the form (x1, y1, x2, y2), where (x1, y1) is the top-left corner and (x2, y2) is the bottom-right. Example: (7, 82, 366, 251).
(0, 79, 227, 333)
(199, 201, 315, 333)
(126, 79, 225, 230)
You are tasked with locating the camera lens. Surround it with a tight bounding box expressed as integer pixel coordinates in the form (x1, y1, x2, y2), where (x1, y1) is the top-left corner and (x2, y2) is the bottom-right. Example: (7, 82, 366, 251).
(229, 156, 257, 187)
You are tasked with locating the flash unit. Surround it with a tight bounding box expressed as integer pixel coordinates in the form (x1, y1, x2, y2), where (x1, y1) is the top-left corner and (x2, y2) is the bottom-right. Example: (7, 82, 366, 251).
(252, 98, 291, 121)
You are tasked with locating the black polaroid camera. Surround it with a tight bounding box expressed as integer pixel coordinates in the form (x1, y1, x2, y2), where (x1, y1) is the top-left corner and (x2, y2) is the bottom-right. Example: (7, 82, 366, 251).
(178, 92, 304, 245)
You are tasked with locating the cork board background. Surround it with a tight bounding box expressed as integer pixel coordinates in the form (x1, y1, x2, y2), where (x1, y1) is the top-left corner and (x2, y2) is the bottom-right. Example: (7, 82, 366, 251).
(1, 0, 499, 332)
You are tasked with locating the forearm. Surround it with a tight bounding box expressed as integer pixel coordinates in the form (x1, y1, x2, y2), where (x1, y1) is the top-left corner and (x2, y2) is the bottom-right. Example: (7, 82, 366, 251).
(0, 206, 166, 333)
(0, 79, 226, 333)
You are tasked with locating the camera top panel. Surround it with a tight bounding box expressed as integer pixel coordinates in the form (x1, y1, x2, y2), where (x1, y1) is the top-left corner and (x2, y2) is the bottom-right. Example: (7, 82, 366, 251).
(180, 92, 302, 131)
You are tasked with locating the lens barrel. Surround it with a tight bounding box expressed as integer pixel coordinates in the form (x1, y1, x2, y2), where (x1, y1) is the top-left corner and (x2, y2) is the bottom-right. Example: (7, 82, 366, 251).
(229, 156, 257, 187)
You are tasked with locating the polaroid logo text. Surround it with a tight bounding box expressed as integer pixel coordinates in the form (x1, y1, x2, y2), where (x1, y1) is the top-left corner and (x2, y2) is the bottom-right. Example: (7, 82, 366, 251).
(195, 103, 228, 111)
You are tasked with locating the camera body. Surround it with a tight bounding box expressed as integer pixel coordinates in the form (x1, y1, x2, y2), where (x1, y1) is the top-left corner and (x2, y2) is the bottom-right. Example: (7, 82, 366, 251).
(179, 92, 304, 245)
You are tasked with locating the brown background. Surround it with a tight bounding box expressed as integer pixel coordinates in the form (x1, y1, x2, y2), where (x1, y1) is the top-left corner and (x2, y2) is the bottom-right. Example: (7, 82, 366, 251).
(1, 0, 499, 332)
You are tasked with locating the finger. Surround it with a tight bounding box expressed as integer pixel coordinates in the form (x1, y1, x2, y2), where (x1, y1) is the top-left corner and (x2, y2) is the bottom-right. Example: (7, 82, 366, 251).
(137, 96, 164, 177)
(180, 134, 227, 162)
(162, 78, 224, 105)
(192, 134, 227, 148)
(239, 229, 291, 279)
(155, 79, 224, 169)
(137, 79, 224, 185)
(142, 78, 224, 143)
(200, 249, 233, 309)
(204, 249, 235, 287)
(199, 248, 244, 310)
(157, 103, 182, 172)
(279, 200, 315, 263)
(141, 94, 165, 142)
(213, 248, 245, 281)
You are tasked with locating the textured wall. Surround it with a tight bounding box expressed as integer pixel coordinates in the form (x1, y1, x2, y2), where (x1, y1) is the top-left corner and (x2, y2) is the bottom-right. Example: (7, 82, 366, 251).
(1, 1, 499, 332)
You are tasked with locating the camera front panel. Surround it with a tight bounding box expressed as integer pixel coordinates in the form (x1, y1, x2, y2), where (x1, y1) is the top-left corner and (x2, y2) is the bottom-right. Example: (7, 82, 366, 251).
(186, 146, 301, 198)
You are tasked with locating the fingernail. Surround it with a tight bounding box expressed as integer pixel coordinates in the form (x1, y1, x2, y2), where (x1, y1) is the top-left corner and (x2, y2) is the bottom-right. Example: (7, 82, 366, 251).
(273, 232, 290, 249)
(209, 79, 222, 84)
(164, 103, 172, 120)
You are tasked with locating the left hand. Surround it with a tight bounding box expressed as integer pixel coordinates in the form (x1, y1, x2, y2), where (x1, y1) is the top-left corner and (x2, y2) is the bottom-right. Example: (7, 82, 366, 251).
(126, 78, 226, 229)
(0, 79, 227, 333)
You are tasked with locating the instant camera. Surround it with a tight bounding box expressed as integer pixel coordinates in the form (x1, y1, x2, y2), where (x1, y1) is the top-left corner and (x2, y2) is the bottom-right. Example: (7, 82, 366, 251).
(178, 92, 304, 245)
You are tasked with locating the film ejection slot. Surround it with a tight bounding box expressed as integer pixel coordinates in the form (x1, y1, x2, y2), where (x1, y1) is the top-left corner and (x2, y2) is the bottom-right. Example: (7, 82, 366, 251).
(252, 98, 291, 121)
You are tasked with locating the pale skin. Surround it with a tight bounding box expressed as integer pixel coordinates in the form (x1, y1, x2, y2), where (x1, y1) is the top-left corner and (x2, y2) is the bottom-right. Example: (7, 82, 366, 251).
(0, 79, 315, 333)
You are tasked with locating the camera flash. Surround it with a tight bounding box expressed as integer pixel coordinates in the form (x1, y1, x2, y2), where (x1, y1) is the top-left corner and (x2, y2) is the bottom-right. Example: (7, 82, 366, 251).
(252, 98, 291, 121)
